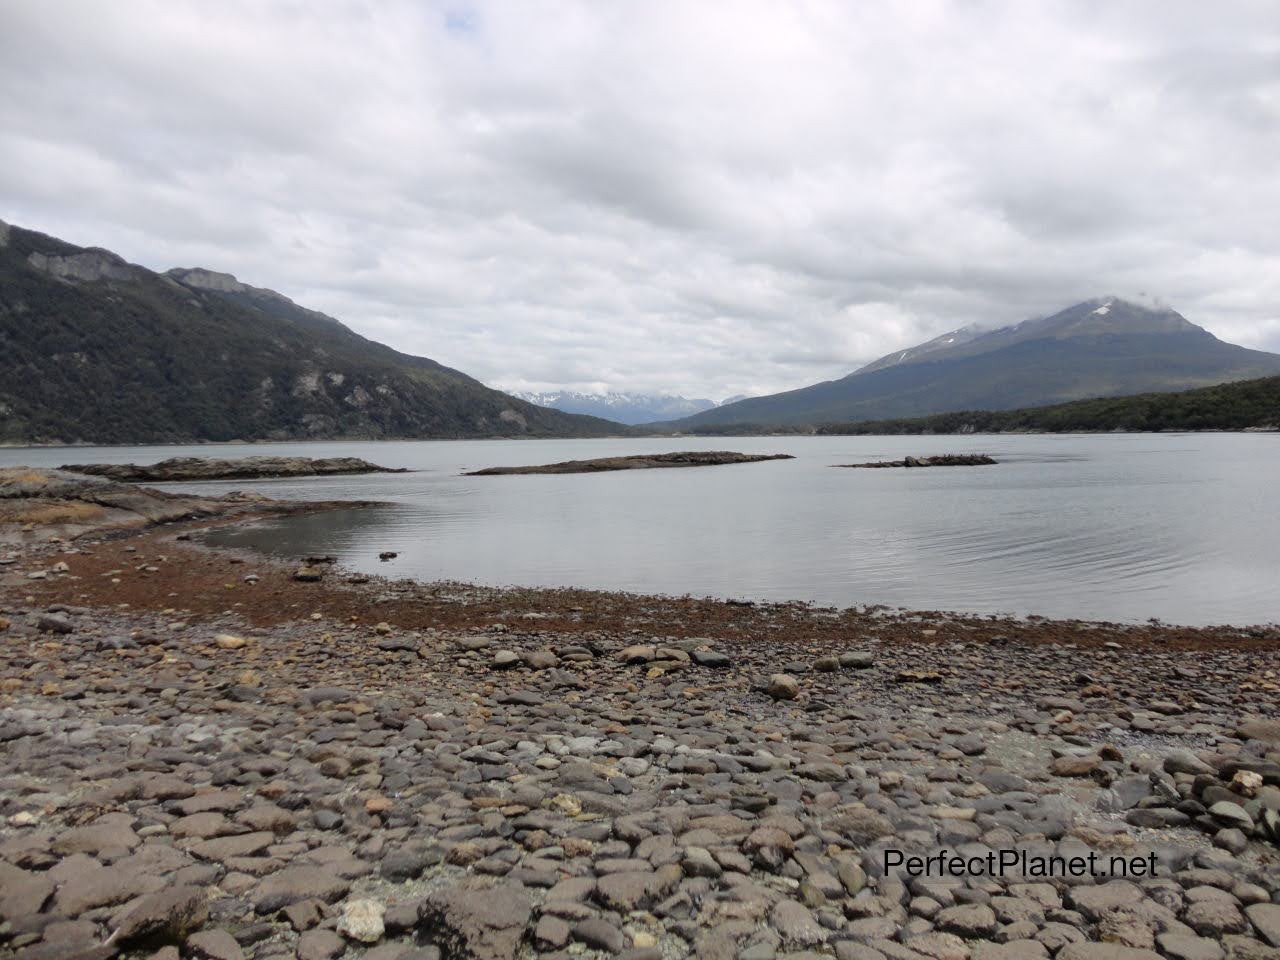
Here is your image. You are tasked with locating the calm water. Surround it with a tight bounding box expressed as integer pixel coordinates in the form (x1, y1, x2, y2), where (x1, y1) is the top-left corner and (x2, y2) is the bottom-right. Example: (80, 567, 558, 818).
(5, 435, 1278, 626)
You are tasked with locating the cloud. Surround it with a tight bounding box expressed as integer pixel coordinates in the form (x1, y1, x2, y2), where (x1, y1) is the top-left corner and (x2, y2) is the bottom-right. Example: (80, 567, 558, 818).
(2, 0, 1277, 400)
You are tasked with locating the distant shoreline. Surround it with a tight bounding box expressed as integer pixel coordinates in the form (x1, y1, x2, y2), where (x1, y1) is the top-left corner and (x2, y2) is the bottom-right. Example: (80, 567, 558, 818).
(2, 426, 1277, 451)
(0, 434, 638, 450)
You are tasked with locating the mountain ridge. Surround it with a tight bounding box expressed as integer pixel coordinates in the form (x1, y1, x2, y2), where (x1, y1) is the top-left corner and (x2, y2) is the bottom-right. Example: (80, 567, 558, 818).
(808, 374, 1280, 435)
(0, 219, 626, 444)
(660, 297, 1280, 429)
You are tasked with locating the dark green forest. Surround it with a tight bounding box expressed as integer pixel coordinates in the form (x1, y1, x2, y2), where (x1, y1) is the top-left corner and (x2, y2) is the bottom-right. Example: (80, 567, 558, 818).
(675, 376, 1280, 436)
(816, 376, 1280, 434)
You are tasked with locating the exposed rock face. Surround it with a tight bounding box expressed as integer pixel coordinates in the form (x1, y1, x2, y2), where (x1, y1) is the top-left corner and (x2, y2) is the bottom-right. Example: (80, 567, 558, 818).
(26, 249, 135, 283)
(497, 409, 528, 428)
(466, 450, 794, 475)
(165, 267, 255, 294)
(61, 455, 407, 483)
(838, 454, 998, 468)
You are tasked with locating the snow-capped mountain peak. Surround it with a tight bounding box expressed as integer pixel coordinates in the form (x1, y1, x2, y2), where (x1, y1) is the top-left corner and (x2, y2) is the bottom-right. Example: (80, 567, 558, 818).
(511, 390, 722, 425)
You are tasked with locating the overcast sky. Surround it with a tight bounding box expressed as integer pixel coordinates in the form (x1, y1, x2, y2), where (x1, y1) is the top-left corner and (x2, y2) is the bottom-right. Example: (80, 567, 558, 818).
(2, 2, 1278, 399)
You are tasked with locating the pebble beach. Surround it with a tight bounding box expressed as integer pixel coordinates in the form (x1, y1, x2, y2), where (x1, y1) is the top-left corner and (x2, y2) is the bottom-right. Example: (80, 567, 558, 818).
(1, 481, 1278, 960)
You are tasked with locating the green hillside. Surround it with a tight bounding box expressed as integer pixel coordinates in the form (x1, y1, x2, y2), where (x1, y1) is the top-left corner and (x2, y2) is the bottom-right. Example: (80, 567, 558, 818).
(812, 376, 1280, 435)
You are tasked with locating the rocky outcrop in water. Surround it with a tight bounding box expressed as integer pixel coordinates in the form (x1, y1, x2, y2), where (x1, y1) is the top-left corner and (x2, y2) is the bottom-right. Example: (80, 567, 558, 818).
(0, 467, 270, 539)
(839, 453, 997, 468)
(0, 466, 362, 540)
(61, 455, 407, 482)
(466, 450, 794, 475)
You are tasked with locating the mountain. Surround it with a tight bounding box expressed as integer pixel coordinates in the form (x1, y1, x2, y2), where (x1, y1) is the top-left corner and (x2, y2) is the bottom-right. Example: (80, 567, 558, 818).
(813, 374, 1280, 435)
(512, 390, 719, 425)
(0, 220, 625, 444)
(662, 297, 1280, 429)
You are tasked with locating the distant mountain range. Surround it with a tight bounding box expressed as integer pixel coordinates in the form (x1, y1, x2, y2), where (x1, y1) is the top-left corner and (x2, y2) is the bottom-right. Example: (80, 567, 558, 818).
(661, 297, 1280, 429)
(511, 390, 722, 425)
(0, 220, 624, 444)
(6, 221, 1276, 444)
(809, 374, 1280, 435)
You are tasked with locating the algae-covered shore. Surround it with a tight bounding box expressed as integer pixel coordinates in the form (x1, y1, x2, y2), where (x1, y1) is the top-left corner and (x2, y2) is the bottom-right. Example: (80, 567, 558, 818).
(1, 470, 1278, 960)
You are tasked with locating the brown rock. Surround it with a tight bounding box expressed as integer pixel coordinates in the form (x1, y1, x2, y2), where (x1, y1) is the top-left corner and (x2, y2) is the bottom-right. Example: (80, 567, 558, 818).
(936, 902, 998, 938)
(1057, 945, 1162, 960)
(235, 804, 296, 834)
(1068, 881, 1145, 921)
(51, 813, 140, 855)
(190, 831, 274, 861)
(771, 898, 827, 946)
(595, 870, 676, 912)
(534, 915, 571, 950)
(766, 673, 799, 700)
(283, 899, 323, 932)
(419, 879, 532, 960)
(170, 812, 234, 840)
(1050, 755, 1100, 777)
(825, 805, 894, 844)
(297, 928, 346, 960)
(109, 885, 208, 945)
(1245, 903, 1280, 947)
(0, 862, 54, 921)
(138, 775, 196, 801)
(173, 790, 245, 816)
(185, 928, 243, 960)
(1236, 719, 1280, 745)
(55, 863, 164, 917)
(253, 866, 350, 914)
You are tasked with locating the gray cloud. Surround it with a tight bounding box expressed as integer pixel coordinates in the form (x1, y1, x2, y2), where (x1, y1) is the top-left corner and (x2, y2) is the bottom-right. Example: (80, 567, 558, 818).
(2, 0, 1277, 400)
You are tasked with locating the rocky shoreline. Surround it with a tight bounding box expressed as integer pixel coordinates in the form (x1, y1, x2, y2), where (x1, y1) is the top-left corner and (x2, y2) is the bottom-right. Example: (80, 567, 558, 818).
(61, 457, 408, 483)
(1, 500, 1278, 960)
(464, 452, 794, 476)
(0, 468, 372, 544)
(837, 456, 998, 469)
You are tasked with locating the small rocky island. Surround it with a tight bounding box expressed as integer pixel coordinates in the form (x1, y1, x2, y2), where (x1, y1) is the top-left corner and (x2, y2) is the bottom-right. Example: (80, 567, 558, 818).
(466, 450, 794, 475)
(61, 455, 407, 482)
(839, 454, 997, 468)
(0, 467, 360, 539)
